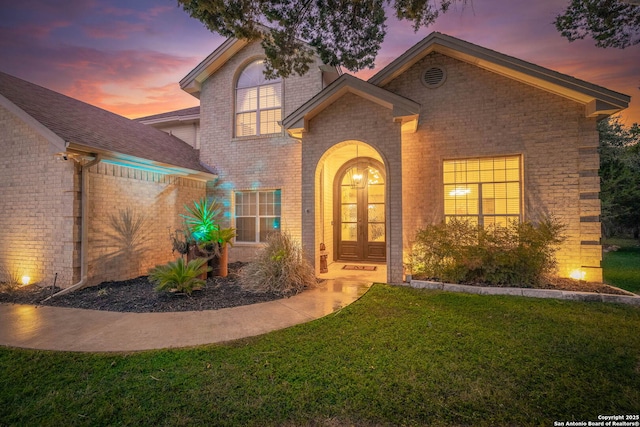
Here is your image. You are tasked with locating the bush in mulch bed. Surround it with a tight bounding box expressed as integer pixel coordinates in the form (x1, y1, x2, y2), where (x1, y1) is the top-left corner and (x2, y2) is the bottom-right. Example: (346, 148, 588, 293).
(0, 262, 288, 313)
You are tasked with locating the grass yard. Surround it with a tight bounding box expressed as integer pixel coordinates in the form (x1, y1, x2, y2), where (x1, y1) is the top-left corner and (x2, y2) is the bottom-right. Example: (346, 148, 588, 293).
(603, 238, 640, 294)
(1, 284, 639, 426)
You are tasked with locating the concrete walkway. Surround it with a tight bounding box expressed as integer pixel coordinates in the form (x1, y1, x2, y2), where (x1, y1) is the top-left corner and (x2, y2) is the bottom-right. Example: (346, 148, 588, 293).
(0, 279, 371, 352)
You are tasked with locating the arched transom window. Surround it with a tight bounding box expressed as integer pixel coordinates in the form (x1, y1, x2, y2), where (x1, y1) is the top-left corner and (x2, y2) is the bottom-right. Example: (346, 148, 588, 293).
(236, 60, 282, 137)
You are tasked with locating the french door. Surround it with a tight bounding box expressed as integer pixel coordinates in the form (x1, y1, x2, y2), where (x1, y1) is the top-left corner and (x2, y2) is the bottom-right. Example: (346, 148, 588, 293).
(335, 158, 386, 262)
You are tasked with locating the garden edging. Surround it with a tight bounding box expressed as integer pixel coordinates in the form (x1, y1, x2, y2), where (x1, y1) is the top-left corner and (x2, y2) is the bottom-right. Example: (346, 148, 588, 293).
(409, 280, 640, 306)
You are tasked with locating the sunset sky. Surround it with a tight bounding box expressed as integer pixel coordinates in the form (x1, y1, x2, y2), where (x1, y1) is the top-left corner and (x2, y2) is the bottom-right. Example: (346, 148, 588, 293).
(1, 0, 638, 124)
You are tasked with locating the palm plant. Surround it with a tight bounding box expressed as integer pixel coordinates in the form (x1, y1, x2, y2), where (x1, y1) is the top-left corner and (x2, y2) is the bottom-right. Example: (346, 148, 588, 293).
(181, 198, 222, 246)
(148, 257, 211, 295)
(180, 198, 236, 256)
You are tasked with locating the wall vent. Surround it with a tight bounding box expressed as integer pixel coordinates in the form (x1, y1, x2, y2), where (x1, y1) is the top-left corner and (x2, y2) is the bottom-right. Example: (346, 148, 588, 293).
(422, 66, 446, 88)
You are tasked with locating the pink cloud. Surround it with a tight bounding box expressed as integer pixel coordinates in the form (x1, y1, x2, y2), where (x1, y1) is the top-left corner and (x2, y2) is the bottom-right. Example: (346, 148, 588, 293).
(82, 21, 149, 39)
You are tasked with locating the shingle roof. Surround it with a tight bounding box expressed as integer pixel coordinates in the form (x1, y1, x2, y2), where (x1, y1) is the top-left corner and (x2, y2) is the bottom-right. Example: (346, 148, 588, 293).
(0, 71, 212, 175)
(135, 106, 200, 122)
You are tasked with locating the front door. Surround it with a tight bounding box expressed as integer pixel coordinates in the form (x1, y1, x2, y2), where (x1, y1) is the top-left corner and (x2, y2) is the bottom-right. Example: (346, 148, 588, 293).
(335, 158, 386, 262)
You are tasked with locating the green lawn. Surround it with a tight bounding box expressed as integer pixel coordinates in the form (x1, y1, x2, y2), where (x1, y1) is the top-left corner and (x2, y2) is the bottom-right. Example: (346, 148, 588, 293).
(603, 238, 640, 294)
(2, 284, 639, 426)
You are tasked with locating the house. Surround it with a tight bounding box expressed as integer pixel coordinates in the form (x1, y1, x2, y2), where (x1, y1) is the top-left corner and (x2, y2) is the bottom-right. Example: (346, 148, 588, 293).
(0, 71, 215, 291)
(0, 32, 630, 290)
(142, 32, 630, 284)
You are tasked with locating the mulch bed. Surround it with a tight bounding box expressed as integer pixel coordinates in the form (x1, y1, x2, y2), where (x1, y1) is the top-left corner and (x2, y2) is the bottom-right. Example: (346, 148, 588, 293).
(1, 264, 633, 313)
(0, 262, 288, 313)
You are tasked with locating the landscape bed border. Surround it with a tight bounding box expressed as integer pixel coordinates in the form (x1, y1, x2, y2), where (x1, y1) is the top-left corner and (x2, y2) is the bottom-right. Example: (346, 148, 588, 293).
(409, 279, 640, 306)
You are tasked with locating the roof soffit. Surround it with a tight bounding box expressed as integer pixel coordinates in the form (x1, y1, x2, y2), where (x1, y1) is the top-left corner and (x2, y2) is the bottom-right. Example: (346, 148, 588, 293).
(369, 32, 630, 117)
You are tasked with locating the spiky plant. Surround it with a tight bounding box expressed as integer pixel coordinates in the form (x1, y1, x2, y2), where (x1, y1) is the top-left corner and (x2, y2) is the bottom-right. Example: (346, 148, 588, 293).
(239, 231, 316, 296)
(148, 257, 211, 295)
(181, 198, 222, 245)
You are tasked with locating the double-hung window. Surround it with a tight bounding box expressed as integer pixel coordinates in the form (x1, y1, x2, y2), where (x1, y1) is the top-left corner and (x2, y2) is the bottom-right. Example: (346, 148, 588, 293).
(235, 190, 281, 243)
(235, 60, 282, 137)
(443, 156, 521, 227)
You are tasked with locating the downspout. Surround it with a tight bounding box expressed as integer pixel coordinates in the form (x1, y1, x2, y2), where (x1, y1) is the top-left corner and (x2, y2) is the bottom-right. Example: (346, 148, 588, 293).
(44, 155, 101, 300)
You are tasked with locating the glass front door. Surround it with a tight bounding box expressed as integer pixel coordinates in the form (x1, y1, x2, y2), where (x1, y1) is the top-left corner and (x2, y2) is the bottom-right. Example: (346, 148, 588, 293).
(335, 159, 386, 262)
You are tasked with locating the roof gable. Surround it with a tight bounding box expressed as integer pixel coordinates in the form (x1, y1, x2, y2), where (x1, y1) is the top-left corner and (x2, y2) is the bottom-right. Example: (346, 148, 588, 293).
(282, 74, 421, 139)
(0, 72, 214, 180)
(180, 37, 250, 99)
(369, 32, 630, 119)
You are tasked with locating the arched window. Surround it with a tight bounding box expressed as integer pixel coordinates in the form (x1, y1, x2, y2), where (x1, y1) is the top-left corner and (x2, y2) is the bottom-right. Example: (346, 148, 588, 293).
(235, 60, 282, 137)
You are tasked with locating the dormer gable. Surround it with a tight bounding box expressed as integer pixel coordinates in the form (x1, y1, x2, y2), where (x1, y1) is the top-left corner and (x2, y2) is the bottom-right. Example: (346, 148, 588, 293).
(282, 74, 420, 139)
(180, 36, 341, 99)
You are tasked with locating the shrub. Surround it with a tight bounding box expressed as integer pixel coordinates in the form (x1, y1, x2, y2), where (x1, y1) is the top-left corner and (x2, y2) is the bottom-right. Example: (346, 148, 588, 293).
(0, 266, 22, 291)
(148, 257, 211, 295)
(410, 217, 565, 287)
(239, 231, 316, 296)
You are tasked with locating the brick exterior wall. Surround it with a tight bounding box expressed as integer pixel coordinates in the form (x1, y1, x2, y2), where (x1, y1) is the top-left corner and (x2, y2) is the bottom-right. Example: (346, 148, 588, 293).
(198, 41, 325, 262)
(0, 105, 76, 287)
(85, 163, 206, 286)
(384, 52, 603, 281)
(0, 105, 207, 289)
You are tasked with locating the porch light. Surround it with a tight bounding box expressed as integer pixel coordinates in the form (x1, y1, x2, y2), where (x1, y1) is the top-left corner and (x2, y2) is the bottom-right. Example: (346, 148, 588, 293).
(21, 276, 30, 286)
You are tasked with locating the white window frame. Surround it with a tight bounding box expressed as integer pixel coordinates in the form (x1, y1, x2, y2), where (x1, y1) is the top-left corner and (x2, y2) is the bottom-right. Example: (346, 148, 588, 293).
(234, 189, 282, 243)
(235, 60, 282, 137)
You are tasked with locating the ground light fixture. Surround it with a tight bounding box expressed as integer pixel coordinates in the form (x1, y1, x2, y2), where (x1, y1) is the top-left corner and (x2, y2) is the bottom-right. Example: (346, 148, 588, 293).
(569, 269, 586, 281)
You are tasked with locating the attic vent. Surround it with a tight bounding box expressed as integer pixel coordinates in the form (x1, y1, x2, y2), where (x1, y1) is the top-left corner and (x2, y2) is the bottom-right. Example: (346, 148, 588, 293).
(422, 66, 446, 88)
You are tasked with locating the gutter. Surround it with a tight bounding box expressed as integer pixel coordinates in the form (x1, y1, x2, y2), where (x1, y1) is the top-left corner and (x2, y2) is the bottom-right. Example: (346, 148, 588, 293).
(43, 155, 101, 300)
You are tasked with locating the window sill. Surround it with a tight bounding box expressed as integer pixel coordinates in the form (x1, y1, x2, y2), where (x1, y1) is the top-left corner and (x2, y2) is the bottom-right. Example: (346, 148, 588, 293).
(232, 132, 285, 142)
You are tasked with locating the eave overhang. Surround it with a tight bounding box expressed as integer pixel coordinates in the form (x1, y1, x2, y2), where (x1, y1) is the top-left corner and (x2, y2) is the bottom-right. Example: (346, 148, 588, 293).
(137, 112, 200, 127)
(282, 74, 420, 139)
(179, 37, 249, 99)
(369, 32, 630, 119)
(65, 142, 217, 182)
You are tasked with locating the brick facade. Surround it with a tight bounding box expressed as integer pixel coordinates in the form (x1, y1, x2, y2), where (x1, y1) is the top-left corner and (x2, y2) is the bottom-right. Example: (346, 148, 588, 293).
(198, 41, 324, 262)
(302, 93, 404, 283)
(85, 163, 206, 286)
(2, 35, 616, 290)
(386, 52, 603, 281)
(0, 105, 76, 287)
(289, 51, 604, 283)
(0, 105, 207, 288)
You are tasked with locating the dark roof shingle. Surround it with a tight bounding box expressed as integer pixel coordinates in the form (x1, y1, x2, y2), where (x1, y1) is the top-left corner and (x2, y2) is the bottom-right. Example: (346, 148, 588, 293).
(135, 106, 200, 122)
(0, 71, 210, 174)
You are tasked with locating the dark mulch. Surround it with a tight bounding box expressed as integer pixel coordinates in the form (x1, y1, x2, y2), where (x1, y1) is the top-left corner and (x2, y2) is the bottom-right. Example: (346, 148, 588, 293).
(0, 263, 288, 313)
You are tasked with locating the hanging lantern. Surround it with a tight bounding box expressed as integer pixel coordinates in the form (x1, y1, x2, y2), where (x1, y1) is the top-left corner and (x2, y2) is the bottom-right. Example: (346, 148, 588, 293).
(349, 144, 366, 189)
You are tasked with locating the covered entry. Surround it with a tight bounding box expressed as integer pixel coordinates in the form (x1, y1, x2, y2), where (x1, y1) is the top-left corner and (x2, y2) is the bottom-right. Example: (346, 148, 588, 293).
(282, 73, 420, 282)
(313, 141, 388, 269)
(335, 157, 385, 262)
